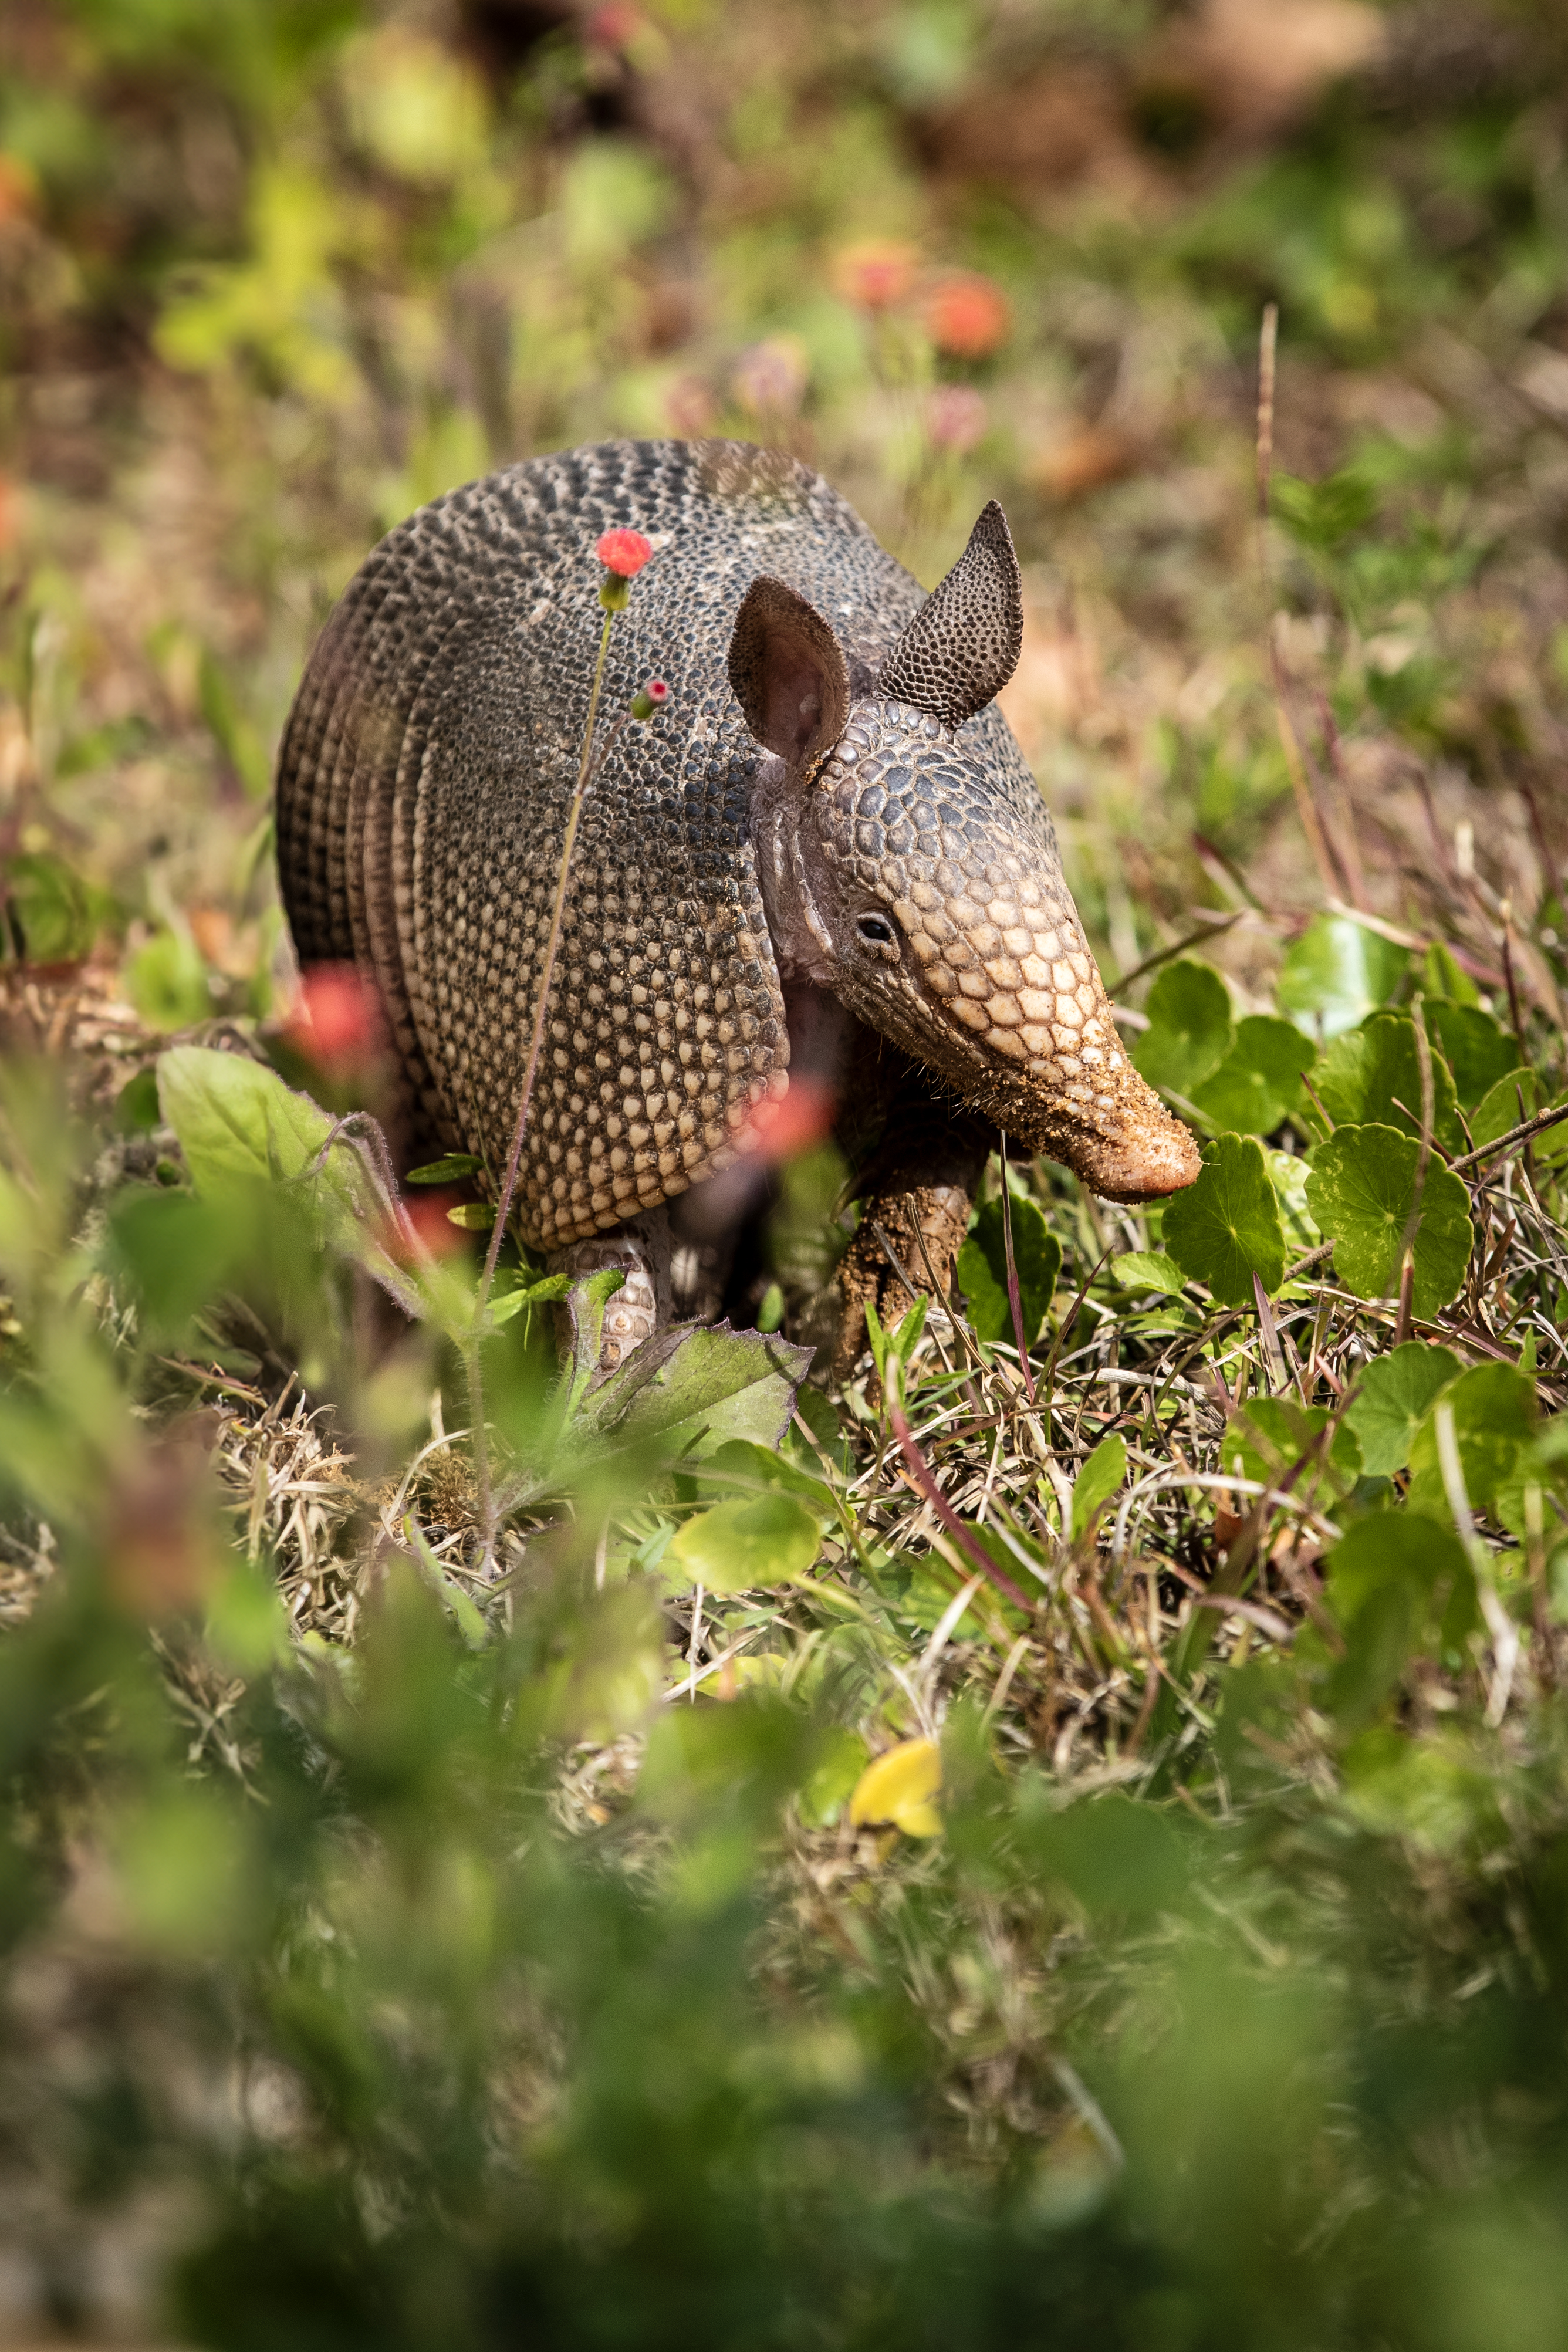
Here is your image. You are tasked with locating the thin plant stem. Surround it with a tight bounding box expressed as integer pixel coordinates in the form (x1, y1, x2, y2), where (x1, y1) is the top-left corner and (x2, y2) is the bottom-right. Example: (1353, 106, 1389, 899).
(468, 603, 619, 1562)
(998, 1135, 1036, 1407)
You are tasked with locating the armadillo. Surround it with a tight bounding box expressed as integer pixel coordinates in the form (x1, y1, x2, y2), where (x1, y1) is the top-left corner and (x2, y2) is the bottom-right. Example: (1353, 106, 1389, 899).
(276, 438, 1198, 1370)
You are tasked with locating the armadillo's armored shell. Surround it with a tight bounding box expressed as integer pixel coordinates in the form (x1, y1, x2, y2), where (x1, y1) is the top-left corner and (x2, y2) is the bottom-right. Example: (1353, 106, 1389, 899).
(276, 440, 932, 1249)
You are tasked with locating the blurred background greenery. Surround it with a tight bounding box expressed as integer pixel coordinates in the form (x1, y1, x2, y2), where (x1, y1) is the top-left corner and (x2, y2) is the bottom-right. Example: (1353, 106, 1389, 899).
(6, 0, 1568, 2344)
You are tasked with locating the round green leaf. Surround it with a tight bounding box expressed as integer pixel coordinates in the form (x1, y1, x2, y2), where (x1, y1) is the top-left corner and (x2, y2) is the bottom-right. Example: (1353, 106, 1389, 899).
(1277, 915, 1408, 1040)
(1191, 1015, 1316, 1135)
(1303, 1124, 1472, 1315)
(1426, 1000, 1521, 1111)
(1161, 1133, 1286, 1306)
(1111, 1250, 1186, 1296)
(665, 1493, 820, 1594)
(1405, 1361, 1536, 1526)
(1312, 1013, 1462, 1153)
(1131, 958, 1234, 1099)
(1343, 1341, 1462, 1476)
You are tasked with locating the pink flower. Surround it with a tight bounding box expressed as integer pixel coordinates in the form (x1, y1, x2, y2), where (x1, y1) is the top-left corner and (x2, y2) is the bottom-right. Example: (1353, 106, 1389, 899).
(629, 677, 671, 722)
(927, 386, 988, 454)
(731, 337, 809, 418)
(596, 528, 653, 577)
(286, 964, 385, 1075)
(925, 274, 1011, 361)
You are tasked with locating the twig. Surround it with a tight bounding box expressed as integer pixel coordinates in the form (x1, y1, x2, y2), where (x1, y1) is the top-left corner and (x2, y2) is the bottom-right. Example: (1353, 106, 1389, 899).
(1449, 1099, 1568, 1176)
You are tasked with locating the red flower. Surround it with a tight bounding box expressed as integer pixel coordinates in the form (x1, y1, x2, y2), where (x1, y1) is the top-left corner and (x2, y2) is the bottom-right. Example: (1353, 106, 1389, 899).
(285, 964, 385, 1074)
(382, 1192, 468, 1263)
(645, 676, 669, 704)
(743, 1075, 836, 1163)
(596, 528, 653, 577)
(925, 274, 1011, 361)
(832, 238, 918, 312)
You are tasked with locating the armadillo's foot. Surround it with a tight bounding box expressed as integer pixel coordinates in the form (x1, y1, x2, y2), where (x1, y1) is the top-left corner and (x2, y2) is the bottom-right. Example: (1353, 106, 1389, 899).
(549, 1212, 671, 1378)
(834, 1181, 972, 1383)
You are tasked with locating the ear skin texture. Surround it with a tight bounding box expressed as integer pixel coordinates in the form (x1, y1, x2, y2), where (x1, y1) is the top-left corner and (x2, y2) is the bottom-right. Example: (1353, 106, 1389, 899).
(727, 576, 851, 768)
(878, 499, 1023, 730)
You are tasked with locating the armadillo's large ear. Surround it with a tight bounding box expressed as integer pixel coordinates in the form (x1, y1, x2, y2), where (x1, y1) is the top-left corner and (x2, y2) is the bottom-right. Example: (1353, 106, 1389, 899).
(878, 500, 1023, 729)
(728, 576, 850, 771)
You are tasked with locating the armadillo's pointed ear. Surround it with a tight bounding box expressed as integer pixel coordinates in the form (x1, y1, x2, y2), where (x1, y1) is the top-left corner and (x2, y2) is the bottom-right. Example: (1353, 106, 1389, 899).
(878, 499, 1023, 729)
(728, 576, 850, 771)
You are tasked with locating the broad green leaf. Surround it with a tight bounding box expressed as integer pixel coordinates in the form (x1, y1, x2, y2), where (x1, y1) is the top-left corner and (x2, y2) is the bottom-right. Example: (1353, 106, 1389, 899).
(699, 1437, 837, 1522)
(128, 931, 212, 1033)
(1304, 1124, 1472, 1315)
(1111, 1250, 1186, 1296)
(1406, 1361, 1536, 1528)
(1016, 1787, 1187, 1915)
(407, 1152, 486, 1184)
(849, 1737, 942, 1837)
(1425, 1000, 1520, 1110)
(157, 1045, 422, 1315)
(1343, 1341, 1462, 1476)
(1313, 1012, 1462, 1153)
(1278, 915, 1408, 1039)
(1132, 959, 1234, 1099)
(1191, 1015, 1315, 1135)
(1322, 1515, 1477, 1728)
(665, 1492, 820, 1594)
(1071, 1432, 1127, 1542)
(1221, 1397, 1361, 1501)
(956, 1194, 1061, 1347)
(1421, 943, 1479, 1007)
(565, 1324, 814, 1474)
(1162, 1133, 1286, 1305)
(799, 1729, 871, 1828)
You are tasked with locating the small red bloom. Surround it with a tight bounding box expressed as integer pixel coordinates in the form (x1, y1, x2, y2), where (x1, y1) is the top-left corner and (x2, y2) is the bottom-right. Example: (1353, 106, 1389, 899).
(382, 1192, 468, 1263)
(285, 964, 386, 1074)
(925, 273, 1011, 361)
(742, 1075, 836, 1164)
(596, 528, 653, 577)
(646, 677, 669, 703)
(832, 238, 918, 313)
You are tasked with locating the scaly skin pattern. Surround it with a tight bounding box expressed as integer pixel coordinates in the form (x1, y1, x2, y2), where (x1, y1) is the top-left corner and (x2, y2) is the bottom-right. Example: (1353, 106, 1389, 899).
(276, 435, 1196, 1267)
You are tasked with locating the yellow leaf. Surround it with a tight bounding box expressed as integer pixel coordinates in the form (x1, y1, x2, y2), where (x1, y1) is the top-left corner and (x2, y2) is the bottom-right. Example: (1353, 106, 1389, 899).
(848, 1736, 943, 1838)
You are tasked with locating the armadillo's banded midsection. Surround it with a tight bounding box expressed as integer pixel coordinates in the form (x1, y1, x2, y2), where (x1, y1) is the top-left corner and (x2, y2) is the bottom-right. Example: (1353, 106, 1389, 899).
(275, 440, 913, 1249)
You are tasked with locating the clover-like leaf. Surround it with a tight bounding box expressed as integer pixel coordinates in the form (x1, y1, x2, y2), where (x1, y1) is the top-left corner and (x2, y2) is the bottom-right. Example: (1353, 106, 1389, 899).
(1304, 1124, 1472, 1315)
(665, 1492, 820, 1596)
(1278, 915, 1408, 1039)
(1132, 958, 1234, 1099)
(1191, 1015, 1315, 1136)
(1070, 1432, 1127, 1543)
(1343, 1340, 1462, 1476)
(1313, 1012, 1462, 1153)
(1161, 1133, 1286, 1305)
(957, 1193, 1062, 1347)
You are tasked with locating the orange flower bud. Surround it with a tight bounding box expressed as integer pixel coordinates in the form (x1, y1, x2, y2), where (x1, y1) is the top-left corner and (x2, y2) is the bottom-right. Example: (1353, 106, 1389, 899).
(925, 273, 1011, 361)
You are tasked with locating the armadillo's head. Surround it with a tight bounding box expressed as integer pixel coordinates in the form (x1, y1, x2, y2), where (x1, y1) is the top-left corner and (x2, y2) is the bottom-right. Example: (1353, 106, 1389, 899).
(729, 504, 1200, 1203)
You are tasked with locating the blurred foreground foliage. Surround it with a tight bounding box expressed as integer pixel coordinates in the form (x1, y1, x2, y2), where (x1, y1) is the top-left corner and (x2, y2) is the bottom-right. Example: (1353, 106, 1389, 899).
(8, 0, 1568, 2343)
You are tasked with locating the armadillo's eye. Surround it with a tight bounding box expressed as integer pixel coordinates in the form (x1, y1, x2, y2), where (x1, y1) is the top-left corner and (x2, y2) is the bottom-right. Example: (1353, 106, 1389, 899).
(857, 913, 895, 947)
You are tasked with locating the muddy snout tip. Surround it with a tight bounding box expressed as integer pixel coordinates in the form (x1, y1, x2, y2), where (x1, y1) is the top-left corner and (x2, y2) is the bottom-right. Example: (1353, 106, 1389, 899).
(1067, 1111, 1203, 1205)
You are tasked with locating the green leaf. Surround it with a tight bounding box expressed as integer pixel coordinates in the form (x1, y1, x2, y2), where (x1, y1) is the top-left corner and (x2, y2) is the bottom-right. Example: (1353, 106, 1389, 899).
(956, 1194, 1062, 1347)
(1425, 1000, 1521, 1110)
(5, 852, 109, 963)
(1131, 958, 1234, 1099)
(487, 1272, 570, 1327)
(156, 1045, 419, 1314)
(1343, 1341, 1463, 1476)
(1322, 1515, 1477, 1728)
(1266, 1149, 1319, 1251)
(445, 1201, 496, 1231)
(1070, 1432, 1127, 1542)
(1304, 1124, 1473, 1316)
(1466, 1068, 1568, 1166)
(1406, 1361, 1536, 1529)
(127, 931, 212, 1033)
(864, 1293, 927, 1393)
(1161, 1133, 1286, 1305)
(407, 1152, 486, 1184)
(1191, 1015, 1316, 1135)
(1221, 1397, 1361, 1502)
(665, 1492, 820, 1595)
(1111, 1250, 1186, 1296)
(698, 1438, 837, 1523)
(1312, 1012, 1462, 1152)
(1273, 467, 1378, 549)
(557, 1324, 815, 1487)
(1277, 915, 1408, 1040)
(1421, 943, 1479, 1007)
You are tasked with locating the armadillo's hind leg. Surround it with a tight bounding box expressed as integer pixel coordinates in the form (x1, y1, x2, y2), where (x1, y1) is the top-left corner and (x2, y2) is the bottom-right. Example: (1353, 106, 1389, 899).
(549, 1209, 671, 1378)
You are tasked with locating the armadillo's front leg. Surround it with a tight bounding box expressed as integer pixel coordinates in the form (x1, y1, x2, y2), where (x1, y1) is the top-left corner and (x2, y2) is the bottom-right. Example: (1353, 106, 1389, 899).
(834, 1087, 995, 1380)
(549, 1209, 671, 1378)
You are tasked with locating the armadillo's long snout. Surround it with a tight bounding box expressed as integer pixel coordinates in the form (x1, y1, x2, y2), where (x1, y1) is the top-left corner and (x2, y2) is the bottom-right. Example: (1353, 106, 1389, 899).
(1050, 1097, 1203, 1204)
